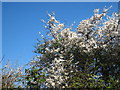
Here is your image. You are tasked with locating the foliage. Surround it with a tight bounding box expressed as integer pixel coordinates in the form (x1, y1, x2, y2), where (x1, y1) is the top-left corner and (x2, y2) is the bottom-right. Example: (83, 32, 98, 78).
(29, 6, 120, 88)
(23, 59, 46, 88)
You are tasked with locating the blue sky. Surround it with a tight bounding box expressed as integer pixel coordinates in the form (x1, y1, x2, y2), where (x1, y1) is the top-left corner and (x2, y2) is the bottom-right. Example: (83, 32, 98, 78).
(2, 2, 118, 67)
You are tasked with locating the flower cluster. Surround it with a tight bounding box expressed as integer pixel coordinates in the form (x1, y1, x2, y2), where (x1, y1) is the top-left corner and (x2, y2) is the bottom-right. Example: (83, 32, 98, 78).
(31, 7, 119, 88)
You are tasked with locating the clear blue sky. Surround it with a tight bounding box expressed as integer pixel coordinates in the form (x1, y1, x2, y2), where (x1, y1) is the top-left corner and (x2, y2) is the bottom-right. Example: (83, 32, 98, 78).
(2, 2, 118, 66)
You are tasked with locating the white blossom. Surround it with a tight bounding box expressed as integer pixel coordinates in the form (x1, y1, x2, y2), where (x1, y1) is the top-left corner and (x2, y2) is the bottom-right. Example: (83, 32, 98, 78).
(35, 8, 118, 88)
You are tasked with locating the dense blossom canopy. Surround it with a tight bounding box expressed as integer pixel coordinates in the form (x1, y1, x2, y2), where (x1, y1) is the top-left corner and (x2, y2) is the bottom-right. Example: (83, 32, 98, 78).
(29, 7, 120, 88)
